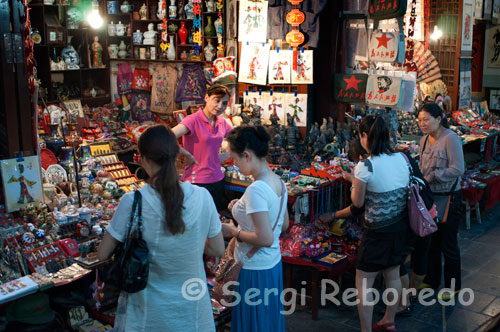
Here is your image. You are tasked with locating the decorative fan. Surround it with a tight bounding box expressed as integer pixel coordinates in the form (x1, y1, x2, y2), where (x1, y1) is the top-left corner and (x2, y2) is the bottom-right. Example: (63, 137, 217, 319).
(410, 39, 442, 84)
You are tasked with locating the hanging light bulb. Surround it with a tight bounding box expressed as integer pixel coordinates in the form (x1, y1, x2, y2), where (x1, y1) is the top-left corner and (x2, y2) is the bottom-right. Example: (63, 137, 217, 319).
(87, 0, 103, 29)
(431, 26, 443, 40)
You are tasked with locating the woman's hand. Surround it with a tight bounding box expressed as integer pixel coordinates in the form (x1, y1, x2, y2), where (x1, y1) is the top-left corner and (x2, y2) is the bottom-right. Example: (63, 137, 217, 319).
(221, 220, 238, 238)
(342, 170, 355, 183)
(179, 147, 200, 168)
(228, 199, 239, 211)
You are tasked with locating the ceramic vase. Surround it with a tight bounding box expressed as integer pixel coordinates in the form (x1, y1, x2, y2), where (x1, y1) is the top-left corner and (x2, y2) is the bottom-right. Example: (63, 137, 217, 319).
(157, 0, 166, 19)
(184, 0, 194, 19)
(167, 35, 176, 60)
(168, 0, 176, 19)
(178, 22, 188, 45)
(204, 16, 216, 37)
(45, 124, 65, 157)
(203, 40, 215, 62)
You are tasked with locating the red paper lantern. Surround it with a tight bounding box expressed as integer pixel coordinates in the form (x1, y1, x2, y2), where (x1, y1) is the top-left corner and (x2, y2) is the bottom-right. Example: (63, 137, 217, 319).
(286, 29, 305, 47)
(286, 9, 305, 27)
(288, 0, 303, 5)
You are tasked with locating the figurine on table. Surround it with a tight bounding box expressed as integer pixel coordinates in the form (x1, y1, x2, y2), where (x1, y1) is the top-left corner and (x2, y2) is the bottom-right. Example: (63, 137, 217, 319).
(91, 36, 104, 68)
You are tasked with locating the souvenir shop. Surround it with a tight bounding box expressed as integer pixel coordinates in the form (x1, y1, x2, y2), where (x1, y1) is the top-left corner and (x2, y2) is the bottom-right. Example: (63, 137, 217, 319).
(1, 0, 500, 330)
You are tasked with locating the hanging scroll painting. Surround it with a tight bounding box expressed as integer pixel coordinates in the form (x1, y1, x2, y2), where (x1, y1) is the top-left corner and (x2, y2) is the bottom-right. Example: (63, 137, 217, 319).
(285, 93, 307, 127)
(238, 0, 268, 42)
(291, 50, 313, 84)
(268, 50, 292, 84)
(238, 42, 271, 85)
(262, 92, 286, 125)
(461, 0, 474, 52)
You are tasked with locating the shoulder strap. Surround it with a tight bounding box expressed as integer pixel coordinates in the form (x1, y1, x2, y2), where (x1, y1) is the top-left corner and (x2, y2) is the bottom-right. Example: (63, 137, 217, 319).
(399, 152, 414, 185)
(245, 180, 286, 260)
(422, 135, 429, 154)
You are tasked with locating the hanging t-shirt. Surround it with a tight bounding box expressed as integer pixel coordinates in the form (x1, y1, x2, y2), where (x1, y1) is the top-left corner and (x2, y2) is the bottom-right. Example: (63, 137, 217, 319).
(175, 64, 207, 104)
(151, 63, 177, 114)
(117, 62, 133, 95)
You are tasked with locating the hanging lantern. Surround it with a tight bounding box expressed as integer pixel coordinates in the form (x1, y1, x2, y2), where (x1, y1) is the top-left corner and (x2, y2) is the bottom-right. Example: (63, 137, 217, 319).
(286, 0, 305, 70)
(286, 29, 305, 70)
(286, 9, 305, 27)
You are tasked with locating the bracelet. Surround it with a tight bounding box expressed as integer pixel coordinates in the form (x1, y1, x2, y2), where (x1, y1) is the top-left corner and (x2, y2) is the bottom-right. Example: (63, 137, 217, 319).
(236, 227, 242, 241)
(350, 185, 356, 191)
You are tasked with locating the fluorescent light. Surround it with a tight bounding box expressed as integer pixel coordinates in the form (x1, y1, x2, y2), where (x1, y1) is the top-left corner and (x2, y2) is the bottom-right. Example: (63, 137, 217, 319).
(431, 26, 442, 40)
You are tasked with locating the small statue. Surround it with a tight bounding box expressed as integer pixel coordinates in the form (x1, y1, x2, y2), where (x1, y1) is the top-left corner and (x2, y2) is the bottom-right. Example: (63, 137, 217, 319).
(326, 117, 335, 142)
(91, 36, 103, 68)
(320, 118, 327, 134)
(309, 122, 319, 144)
(284, 113, 300, 153)
(240, 111, 251, 124)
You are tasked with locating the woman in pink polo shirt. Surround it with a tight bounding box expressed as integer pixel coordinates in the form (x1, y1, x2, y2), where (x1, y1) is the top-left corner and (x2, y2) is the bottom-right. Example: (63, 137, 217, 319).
(172, 84, 233, 210)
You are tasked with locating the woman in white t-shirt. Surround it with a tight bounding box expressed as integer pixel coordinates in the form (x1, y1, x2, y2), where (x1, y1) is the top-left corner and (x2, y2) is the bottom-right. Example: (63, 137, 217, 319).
(221, 125, 289, 332)
(98, 125, 225, 332)
(344, 116, 413, 332)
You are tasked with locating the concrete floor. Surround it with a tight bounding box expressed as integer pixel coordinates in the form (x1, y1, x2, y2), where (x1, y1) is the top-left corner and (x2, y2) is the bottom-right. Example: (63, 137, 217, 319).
(285, 202, 500, 332)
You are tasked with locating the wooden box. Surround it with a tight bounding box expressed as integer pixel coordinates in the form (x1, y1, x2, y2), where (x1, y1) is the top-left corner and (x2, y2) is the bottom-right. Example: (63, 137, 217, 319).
(45, 14, 66, 45)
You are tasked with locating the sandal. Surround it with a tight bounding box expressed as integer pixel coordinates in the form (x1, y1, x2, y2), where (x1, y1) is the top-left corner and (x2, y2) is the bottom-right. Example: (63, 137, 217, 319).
(372, 321, 397, 332)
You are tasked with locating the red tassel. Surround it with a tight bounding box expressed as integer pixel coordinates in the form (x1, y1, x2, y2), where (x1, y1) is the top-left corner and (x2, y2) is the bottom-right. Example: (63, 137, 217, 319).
(293, 48, 297, 71)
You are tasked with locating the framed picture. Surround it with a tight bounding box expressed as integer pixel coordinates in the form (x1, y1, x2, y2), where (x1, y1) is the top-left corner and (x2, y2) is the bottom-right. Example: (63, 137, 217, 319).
(1, 156, 43, 212)
(173, 110, 188, 125)
(490, 89, 500, 110)
(486, 25, 500, 68)
(484, 0, 493, 19)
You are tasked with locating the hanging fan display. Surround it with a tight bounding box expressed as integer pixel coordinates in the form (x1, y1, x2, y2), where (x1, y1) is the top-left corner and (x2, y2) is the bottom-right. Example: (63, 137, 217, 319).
(411, 39, 442, 84)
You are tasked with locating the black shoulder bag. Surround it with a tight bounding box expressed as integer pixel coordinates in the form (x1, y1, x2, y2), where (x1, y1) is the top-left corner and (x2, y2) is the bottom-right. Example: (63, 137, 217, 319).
(108, 191, 149, 293)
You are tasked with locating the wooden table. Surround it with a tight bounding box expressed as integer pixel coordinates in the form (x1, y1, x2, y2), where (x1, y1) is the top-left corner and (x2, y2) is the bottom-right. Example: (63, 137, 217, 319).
(282, 254, 357, 320)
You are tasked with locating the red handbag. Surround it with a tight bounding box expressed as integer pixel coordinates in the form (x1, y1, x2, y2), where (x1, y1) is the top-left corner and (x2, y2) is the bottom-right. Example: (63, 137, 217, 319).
(212, 181, 286, 305)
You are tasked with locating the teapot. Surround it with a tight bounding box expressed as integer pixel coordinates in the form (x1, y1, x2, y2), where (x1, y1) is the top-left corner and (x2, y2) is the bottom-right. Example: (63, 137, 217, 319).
(120, 0, 131, 13)
(108, 44, 119, 58)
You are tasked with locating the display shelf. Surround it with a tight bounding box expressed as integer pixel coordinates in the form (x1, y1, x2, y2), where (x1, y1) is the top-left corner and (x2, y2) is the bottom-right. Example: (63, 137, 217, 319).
(109, 58, 204, 63)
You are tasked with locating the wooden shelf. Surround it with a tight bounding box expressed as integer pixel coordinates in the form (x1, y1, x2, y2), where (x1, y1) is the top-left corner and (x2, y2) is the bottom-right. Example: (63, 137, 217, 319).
(134, 19, 162, 23)
(81, 96, 111, 104)
(50, 69, 81, 73)
(203, 36, 217, 39)
(108, 13, 132, 17)
(110, 58, 205, 63)
(81, 67, 108, 71)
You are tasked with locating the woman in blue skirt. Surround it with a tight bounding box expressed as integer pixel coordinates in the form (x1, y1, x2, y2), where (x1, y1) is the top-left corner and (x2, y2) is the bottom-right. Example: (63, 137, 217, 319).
(222, 125, 289, 332)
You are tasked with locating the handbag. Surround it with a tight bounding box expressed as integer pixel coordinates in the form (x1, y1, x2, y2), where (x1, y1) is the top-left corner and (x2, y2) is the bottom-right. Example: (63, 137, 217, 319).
(369, 0, 408, 20)
(212, 181, 286, 305)
(333, 73, 368, 104)
(108, 191, 149, 293)
(400, 153, 438, 237)
(366, 73, 403, 107)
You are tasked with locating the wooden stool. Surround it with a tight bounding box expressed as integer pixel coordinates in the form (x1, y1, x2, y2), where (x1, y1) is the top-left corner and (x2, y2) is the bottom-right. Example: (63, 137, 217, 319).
(463, 199, 482, 230)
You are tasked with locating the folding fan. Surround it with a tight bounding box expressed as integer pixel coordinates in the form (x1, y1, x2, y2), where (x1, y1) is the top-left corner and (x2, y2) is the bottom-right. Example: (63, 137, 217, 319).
(409, 39, 442, 84)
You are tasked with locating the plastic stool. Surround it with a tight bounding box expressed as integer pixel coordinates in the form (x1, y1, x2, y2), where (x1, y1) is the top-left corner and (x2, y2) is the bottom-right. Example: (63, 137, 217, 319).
(463, 199, 482, 230)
